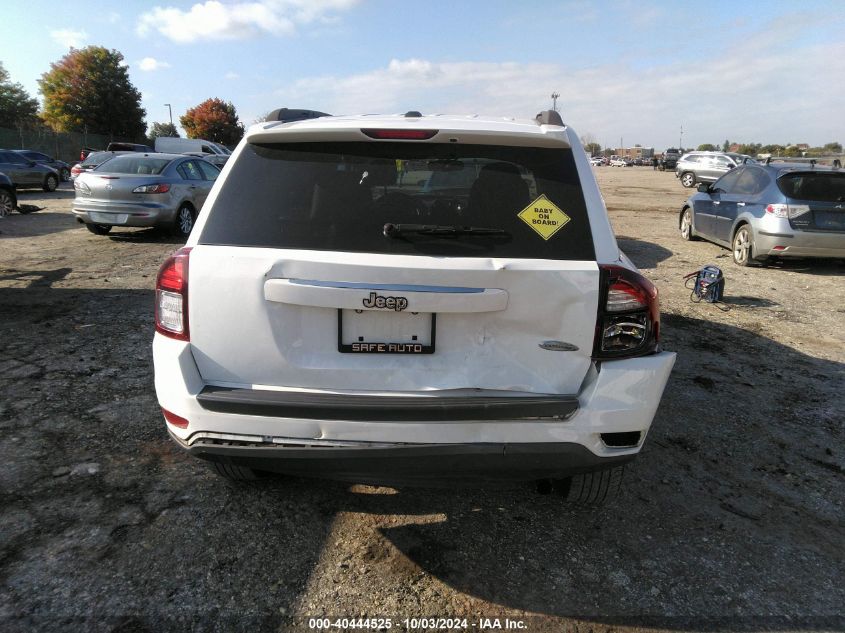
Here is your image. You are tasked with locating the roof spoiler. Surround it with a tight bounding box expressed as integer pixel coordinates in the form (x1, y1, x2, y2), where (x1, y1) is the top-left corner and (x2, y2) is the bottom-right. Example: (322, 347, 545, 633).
(535, 110, 564, 126)
(265, 108, 332, 123)
(764, 155, 842, 169)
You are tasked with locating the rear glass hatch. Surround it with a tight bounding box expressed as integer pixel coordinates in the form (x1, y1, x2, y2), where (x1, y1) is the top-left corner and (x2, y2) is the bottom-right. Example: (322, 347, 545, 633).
(778, 171, 845, 231)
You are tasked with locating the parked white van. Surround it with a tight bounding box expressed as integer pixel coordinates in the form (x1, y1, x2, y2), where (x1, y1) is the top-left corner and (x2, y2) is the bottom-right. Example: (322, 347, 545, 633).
(154, 137, 231, 167)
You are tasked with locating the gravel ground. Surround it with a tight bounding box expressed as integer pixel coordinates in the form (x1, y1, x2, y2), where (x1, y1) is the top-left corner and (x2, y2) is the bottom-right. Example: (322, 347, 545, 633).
(0, 172, 843, 633)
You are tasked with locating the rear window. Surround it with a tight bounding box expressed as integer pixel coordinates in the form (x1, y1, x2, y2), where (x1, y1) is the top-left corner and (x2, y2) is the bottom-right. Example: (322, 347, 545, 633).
(199, 141, 595, 260)
(777, 172, 845, 202)
(95, 156, 172, 175)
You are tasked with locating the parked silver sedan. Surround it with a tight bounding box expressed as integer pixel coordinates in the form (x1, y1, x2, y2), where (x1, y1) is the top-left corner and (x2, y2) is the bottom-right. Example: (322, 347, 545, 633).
(72, 153, 220, 237)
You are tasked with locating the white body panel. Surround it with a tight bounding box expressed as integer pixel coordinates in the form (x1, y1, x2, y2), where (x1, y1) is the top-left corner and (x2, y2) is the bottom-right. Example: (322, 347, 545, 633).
(188, 246, 600, 394)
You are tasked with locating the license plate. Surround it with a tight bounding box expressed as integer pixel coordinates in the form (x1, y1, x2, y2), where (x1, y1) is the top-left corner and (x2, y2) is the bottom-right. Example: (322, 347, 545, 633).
(813, 211, 845, 230)
(338, 309, 435, 354)
(89, 212, 127, 224)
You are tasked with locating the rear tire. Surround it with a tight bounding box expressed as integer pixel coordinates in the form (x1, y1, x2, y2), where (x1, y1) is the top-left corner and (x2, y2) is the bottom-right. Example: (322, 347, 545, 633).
(43, 173, 58, 192)
(60, 167, 71, 182)
(209, 460, 260, 482)
(680, 172, 696, 188)
(552, 465, 625, 506)
(85, 223, 112, 235)
(173, 204, 196, 239)
(732, 224, 753, 266)
(0, 190, 16, 217)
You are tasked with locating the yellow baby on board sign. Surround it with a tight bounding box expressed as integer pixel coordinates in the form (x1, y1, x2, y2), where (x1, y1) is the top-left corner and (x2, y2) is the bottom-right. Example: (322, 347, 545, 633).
(517, 194, 571, 240)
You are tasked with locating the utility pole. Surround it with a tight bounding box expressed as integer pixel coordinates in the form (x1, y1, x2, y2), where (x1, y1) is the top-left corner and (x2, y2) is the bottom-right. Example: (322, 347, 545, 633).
(164, 104, 174, 134)
(679, 124, 683, 150)
(551, 92, 560, 112)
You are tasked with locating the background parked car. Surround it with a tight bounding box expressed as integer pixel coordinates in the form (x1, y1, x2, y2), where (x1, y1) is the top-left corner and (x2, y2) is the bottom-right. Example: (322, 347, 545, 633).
(106, 142, 156, 153)
(69, 151, 131, 180)
(0, 149, 60, 191)
(0, 172, 17, 216)
(659, 148, 682, 171)
(72, 153, 220, 238)
(13, 150, 72, 182)
(679, 161, 845, 265)
(676, 151, 756, 188)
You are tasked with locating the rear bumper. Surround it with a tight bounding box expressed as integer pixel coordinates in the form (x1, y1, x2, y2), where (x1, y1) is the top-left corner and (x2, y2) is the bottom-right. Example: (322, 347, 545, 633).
(72, 200, 176, 227)
(171, 432, 634, 484)
(756, 227, 845, 258)
(153, 335, 676, 482)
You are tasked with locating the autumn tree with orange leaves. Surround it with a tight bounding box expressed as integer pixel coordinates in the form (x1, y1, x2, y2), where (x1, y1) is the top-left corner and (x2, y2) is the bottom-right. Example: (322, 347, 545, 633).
(180, 98, 244, 146)
(38, 46, 146, 140)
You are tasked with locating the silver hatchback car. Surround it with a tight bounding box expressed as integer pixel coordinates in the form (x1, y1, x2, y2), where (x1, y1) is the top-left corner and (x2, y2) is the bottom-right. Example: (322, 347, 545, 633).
(679, 161, 845, 265)
(676, 151, 755, 188)
(72, 153, 219, 237)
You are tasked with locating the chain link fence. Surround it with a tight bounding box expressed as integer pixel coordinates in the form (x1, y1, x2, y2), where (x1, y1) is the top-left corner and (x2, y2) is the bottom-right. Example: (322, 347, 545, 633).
(0, 126, 136, 164)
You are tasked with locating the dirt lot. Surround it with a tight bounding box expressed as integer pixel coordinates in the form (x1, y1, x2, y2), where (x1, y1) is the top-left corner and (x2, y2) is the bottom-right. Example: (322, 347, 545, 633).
(1, 171, 843, 632)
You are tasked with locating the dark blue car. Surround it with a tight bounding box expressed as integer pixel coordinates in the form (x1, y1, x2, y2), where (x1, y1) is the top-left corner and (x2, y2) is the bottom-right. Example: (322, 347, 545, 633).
(679, 160, 845, 266)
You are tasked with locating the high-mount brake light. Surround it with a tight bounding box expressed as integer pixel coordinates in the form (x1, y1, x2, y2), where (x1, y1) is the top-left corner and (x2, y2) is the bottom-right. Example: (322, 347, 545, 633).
(361, 129, 438, 140)
(155, 247, 192, 341)
(593, 265, 660, 359)
(133, 183, 171, 194)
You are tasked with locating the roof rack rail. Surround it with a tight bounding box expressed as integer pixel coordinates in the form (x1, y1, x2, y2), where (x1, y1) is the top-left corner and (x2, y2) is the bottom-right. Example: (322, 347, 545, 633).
(266, 108, 332, 123)
(763, 155, 843, 168)
(535, 110, 564, 126)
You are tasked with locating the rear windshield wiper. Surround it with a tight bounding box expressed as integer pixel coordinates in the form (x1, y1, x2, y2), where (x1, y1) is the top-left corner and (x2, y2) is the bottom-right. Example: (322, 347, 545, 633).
(383, 223, 508, 238)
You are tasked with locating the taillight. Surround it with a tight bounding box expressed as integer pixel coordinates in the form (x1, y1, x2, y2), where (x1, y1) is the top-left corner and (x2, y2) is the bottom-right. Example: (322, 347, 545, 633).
(593, 265, 660, 359)
(765, 204, 789, 218)
(133, 183, 171, 194)
(161, 407, 189, 429)
(71, 165, 82, 176)
(361, 129, 438, 140)
(155, 247, 192, 340)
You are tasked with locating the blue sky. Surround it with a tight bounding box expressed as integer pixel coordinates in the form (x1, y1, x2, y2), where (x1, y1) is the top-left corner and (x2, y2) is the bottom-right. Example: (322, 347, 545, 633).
(3, 0, 844, 150)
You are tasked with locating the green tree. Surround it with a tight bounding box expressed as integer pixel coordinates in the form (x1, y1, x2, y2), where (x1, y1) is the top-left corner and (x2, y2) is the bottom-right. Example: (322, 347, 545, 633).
(823, 142, 842, 154)
(148, 121, 179, 140)
(722, 139, 730, 152)
(737, 143, 761, 156)
(180, 98, 243, 146)
(38, 46, 146, 140)
(583, 142, 601, 156)
(0, 62, 39, 128)
(697, 143, 717, 151)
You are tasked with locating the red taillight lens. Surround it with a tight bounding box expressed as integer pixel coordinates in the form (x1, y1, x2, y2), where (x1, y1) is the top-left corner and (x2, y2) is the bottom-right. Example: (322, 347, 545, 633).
(162, 407, 189, 429)
(593, 264, 660, 359)
(133, 183, 171, 194)
(71, 165, 82, 175)
(155, 247, 192, 341)
(361, 129, 438, 140)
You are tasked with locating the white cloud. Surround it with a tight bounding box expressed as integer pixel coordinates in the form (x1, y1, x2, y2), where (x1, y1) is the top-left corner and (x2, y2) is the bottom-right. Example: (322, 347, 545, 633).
(138, 57, 171, 72)
(225, 71, 240, 80)
(50, 29, 87, 48)
(137, 0, 359, 43)
(274, 35, 845, 149)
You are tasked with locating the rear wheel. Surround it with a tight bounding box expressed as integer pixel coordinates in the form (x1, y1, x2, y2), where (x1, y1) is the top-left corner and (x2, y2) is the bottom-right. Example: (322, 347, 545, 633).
(552, 465, 625, 506)
(60, 167, 71, 182)
(680, 172, 696, 188)
(173, 204, 196, 239)
(0, 190, 15, 217)
(43, 173, 58, 192)
(732, 224, 753, 266)
(85, 223, 112, 235)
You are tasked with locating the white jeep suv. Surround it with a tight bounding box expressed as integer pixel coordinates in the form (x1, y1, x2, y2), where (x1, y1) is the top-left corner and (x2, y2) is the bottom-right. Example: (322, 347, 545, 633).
(153, 109, 675, 500)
